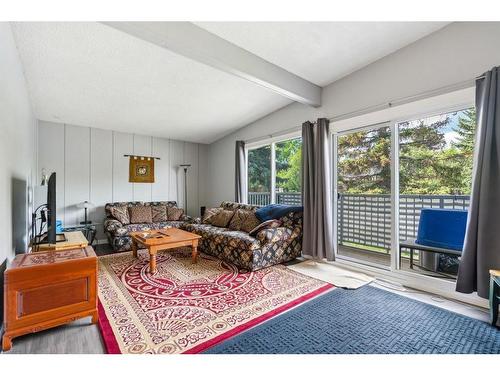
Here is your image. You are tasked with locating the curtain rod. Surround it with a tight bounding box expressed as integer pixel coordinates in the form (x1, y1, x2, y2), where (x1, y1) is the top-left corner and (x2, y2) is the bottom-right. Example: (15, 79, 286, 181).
(329, 76, 482, 123)
(243, 126, 301, 145)
(243, 74, 486, 145)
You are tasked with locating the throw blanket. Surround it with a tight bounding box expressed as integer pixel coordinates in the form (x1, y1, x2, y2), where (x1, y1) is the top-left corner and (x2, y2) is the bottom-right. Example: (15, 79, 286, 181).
(255, 204, 303, 222)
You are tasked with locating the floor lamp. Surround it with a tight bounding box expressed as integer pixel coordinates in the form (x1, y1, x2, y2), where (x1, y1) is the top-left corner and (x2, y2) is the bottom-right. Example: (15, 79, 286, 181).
(180, 164, 191, 213)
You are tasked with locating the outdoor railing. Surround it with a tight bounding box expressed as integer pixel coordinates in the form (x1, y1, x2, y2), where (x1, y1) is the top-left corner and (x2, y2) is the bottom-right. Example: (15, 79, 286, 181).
(249, 191, 470, 255)
(338, 193, 470, 253)
(248, 191, 302, 206)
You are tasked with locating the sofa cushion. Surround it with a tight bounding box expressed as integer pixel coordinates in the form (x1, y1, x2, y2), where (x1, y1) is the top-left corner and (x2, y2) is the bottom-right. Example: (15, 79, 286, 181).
(228, 209, 261, 233)
(249, 219, 282, 237)
(184, 223, 260, 251)
(183, 223, 228, 236)
(167, 206, 184, 221)
(151, 204, 167, 222)
(222, 230, 261, 251)
(220, 201, 259, 212)
(110, 205, 130, 224)
(121, 221, 183, 234)
(129, 206, 152, 224)
(145, 201, 178, 209)
(202, 207, 222, 224)
(210, 209, 235, 228)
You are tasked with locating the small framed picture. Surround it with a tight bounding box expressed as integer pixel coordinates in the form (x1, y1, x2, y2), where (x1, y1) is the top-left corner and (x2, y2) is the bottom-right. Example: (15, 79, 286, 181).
(129, 157, 155, 183)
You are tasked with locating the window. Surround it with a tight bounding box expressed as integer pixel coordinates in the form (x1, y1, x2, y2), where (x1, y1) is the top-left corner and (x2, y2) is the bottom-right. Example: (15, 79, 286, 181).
(336, 124, 392, 267)
(398, 108, 476, 277)
(333, 106, 477, 278)
(247, 137, 302, 206)
(247, 145, 272, 205)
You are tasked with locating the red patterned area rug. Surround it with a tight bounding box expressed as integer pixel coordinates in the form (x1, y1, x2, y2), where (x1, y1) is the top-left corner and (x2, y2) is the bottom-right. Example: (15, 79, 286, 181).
(97, 248, 333, 354)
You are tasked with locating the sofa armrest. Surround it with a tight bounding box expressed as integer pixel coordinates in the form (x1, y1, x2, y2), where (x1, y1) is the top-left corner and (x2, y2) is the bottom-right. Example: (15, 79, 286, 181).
(104, 219, 125, 236)
(180, 214, 194, 222)
(256, 227, 293, 245)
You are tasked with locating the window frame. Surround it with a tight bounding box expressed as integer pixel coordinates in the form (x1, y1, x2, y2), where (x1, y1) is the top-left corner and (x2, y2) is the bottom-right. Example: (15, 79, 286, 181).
(331, 95, 476, 301)
(245, 130, 302, 206)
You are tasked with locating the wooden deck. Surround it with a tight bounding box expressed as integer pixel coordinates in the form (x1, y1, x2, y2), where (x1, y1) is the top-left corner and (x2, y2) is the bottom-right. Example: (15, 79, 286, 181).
(338, 245, 457, 279)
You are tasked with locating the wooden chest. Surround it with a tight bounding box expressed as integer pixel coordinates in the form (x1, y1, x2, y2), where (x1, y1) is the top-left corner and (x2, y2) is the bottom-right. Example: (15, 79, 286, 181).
(2, 246, 98, 351)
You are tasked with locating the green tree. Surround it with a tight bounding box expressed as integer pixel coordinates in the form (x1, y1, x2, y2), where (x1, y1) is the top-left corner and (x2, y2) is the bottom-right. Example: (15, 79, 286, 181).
(248, 146, 271, 192)
(337, 111, 477, 195)
(337, 126, 392, 194)
(276, 138, 302, 192)
(399, 116, 450, 194)
(453, 109, 476, 193)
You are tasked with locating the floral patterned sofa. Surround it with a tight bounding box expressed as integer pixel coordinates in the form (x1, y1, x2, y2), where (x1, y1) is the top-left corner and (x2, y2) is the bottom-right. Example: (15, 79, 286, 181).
(104, 201, 191, 252)
(182, 201, 303, 271)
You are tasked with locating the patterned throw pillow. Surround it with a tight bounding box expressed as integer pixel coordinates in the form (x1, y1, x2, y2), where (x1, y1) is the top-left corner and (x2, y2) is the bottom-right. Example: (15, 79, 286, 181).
(151, 204, 167, 222)
(129, 206, 153, 224)
(167, 206, 185, 221)
(110, 205, 130, 224)
(210, 209, 235, 228)
(228, 209, 261, 233)
(249, 219, 282, 237)
(202, 207, 222, 224)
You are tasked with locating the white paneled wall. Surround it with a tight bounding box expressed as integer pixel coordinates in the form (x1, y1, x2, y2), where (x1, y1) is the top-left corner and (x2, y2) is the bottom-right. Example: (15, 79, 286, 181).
(38, 121, 208, 241)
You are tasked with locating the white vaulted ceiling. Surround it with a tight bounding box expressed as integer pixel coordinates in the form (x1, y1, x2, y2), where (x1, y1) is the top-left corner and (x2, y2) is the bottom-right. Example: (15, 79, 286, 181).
(11, 22, 449, 143)
(195, 22, 449, 86)
(10, 22, 292, 143)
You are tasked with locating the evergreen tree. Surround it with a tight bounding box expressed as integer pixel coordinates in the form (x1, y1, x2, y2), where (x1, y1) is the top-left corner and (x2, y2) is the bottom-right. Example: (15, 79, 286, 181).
(398, 116, 450, 194)
(453, 108, 477, 193)
(276, 138, 302, 192)
(248, 146, 271, 192)
(338, 127, 391, 194)
(455, 108, 476, 154)
(247, 108, 477, 198)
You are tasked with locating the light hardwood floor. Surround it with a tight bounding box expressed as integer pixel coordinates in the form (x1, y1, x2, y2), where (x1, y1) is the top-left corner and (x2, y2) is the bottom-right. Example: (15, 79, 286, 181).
(3, 317, 105, 354)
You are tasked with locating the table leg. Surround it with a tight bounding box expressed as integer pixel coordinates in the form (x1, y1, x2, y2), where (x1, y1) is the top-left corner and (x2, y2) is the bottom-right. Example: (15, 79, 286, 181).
(490, 277, 499, 326)
(132, 239, 137, 258)
(91, 310, 99, 324)
(89, 229, 97, 247)
(149, 251, 157, 273)
(2, 335, 12, 352)
(192, 245, 198, 264)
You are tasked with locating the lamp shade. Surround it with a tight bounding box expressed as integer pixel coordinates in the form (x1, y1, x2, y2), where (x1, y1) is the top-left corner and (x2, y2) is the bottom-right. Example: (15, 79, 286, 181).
(77, 201, 94, 209)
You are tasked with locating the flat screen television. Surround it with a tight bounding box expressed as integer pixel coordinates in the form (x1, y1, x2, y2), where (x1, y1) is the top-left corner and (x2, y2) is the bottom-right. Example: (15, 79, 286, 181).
(46, 172, 57, 243)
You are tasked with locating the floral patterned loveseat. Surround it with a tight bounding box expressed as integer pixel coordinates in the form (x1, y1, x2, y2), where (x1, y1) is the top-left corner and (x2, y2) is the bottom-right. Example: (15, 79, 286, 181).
(104, 201, 191, 252)
(182, 201, 303, 271)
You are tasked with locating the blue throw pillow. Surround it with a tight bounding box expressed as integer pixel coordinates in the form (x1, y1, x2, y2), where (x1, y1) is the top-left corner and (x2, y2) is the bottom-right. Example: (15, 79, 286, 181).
(255, 204, 303, 222)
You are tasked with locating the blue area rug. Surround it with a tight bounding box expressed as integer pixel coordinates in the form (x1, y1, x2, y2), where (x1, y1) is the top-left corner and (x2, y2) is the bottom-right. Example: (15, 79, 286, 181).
(204, 285, 500, 354)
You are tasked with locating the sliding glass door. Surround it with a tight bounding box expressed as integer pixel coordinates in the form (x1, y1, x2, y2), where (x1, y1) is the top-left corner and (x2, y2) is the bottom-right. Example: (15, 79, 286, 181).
(333, 106, 476, 278)
(397, 108, 475, 278)
(335, 124, 392, 268)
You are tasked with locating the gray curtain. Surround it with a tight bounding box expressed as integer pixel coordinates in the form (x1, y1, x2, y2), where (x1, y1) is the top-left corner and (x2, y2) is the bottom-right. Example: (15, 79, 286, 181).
(235, 140, 247, 203)
(301, 118, 334, 261)
(456, 67, 500, 298)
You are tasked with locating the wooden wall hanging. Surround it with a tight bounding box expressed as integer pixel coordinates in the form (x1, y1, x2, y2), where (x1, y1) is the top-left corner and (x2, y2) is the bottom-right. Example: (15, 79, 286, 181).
(128, 155, 156, 183)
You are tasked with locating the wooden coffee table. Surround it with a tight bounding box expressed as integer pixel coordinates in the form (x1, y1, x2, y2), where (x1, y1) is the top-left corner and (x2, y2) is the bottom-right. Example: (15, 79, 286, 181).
(130, 228, 201, 273)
